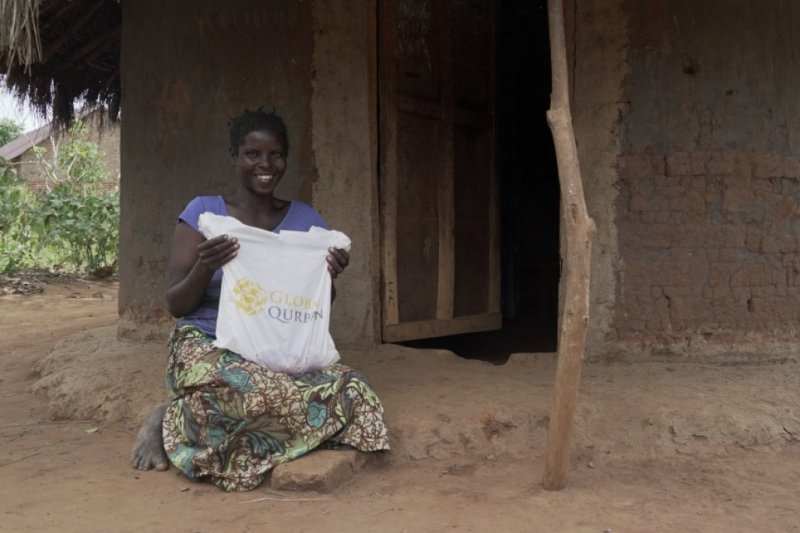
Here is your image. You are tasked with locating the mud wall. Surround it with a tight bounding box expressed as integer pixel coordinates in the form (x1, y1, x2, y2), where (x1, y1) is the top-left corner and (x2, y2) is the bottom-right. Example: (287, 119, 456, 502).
(119, 0, 800, 357)
(310, 1, 381, 347)
(118, 0, 315, 339)
(567, 0, 628, 358)
(593, 0, 800, 359)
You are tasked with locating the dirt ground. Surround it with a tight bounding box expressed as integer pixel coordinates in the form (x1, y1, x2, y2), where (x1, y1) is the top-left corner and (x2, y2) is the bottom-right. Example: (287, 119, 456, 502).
(1, 277, 799, 533)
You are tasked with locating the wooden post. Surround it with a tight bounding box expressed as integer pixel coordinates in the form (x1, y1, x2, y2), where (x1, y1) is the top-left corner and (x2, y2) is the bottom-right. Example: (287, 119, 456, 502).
(542, 0, 596, 491)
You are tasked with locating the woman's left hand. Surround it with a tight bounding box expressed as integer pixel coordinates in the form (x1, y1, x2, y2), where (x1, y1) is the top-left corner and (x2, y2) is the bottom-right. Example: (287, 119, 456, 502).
(327, 247, 350, 279)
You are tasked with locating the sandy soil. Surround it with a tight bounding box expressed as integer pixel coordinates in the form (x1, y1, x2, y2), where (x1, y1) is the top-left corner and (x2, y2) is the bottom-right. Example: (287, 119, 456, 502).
(1, 277, 799, 532)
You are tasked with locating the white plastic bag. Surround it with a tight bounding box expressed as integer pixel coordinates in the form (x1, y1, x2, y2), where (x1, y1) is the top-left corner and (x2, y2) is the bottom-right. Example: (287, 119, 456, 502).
(198, 212, 350, 375)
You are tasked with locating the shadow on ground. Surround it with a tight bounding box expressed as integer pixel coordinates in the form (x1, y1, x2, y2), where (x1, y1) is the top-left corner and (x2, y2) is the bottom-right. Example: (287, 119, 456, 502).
(400, 316, 556, 365)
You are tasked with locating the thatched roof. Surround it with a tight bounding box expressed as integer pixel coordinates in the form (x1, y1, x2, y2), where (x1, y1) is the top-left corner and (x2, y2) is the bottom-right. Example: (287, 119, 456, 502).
(0, 0, 121, 129)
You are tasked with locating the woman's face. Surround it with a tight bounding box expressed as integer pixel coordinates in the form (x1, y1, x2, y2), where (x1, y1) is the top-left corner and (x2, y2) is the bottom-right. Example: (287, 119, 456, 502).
(232, 129, 287, 196)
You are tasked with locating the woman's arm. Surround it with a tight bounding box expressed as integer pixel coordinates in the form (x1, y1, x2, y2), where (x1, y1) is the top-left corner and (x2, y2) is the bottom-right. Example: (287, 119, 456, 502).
(164, 222, 239, 317)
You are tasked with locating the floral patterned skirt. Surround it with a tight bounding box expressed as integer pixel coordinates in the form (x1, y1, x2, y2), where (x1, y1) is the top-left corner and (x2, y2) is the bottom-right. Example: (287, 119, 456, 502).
(161, 325, 390, 491)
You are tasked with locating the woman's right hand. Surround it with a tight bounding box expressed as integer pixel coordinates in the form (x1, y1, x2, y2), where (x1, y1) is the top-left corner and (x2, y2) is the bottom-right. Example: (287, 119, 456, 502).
(165, 223, 238, 318)
(197, 235, 239, 271)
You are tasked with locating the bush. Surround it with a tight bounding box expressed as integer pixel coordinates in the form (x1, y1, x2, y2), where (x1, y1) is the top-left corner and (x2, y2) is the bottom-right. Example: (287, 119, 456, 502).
(0, 164, 40, 273)
(0, 121, 119, 275)
(39, 183, 119, 273)
(0, 118, 22, 146)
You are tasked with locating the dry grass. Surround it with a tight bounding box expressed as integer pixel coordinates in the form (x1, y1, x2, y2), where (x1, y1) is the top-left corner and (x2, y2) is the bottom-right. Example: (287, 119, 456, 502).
(0, 0, 120, 130)
(0, 0, 42, 71)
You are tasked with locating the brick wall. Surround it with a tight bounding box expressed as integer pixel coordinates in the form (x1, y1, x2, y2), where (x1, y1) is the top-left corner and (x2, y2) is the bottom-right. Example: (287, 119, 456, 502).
(615, 150, 800, 343)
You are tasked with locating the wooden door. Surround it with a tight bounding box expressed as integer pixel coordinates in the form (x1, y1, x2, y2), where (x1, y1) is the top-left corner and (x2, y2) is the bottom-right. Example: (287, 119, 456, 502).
(379, 0, 500, 342)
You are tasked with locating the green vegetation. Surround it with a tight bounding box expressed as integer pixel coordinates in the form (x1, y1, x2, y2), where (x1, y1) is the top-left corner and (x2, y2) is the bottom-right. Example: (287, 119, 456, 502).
(0, 118, 22, 146)
(0, 120, 119, 275)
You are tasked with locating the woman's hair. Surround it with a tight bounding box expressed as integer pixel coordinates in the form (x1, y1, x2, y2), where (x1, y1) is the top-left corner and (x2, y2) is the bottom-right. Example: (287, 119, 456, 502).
(228, 107, 289, 154)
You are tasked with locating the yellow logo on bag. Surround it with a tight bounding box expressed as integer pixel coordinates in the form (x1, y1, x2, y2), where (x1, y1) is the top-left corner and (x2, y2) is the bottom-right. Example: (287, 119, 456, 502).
(232, 278, 268, 315)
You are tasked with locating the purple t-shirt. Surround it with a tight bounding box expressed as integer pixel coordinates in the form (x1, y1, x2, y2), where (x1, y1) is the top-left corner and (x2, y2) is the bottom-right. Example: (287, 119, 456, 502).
(176, 195, 328, 336)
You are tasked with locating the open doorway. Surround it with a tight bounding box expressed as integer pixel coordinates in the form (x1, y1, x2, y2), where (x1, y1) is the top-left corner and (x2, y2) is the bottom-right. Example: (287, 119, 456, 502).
(401, 0, 560, 363)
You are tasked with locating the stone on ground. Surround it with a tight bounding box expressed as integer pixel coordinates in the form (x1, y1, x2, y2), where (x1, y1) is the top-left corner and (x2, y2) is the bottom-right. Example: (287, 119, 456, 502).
(270, 450, 379, 492)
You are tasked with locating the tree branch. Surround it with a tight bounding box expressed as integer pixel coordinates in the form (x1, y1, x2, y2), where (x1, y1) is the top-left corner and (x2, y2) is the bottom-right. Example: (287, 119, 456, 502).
(542, 0, 596, 491)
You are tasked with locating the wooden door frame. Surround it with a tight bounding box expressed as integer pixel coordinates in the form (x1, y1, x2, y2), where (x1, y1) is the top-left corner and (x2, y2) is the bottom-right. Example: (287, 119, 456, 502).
(376, 0, 502, 343)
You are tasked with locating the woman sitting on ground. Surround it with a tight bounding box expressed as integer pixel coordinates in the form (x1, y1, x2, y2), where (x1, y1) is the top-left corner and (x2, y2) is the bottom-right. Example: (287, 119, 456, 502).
(131, 108, 390, 491)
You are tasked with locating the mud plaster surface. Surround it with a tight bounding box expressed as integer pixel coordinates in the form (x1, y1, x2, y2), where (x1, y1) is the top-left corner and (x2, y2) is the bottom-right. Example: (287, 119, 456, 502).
(2, 279, 800, 532)
(34, 325, 800, 462)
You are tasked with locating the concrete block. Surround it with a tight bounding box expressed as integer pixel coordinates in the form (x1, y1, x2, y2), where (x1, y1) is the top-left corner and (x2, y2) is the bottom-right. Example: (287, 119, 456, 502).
(706, 151, 734, 175)
(788, 262, 800, 287)
(666, 151, 690, 176)
(270, 449, 382, 492)
(722, 184, 754, 213)
(651, 155, 666, 177)
(782, 157, 800, 177)
(640, 211, 656, 223)
(711, 286, 731, 298)
(753, 153, 783, 179)
(630, 191, 667, 212)
(655, 211, 673, 223)
(619, 154, 654, 179)
(745, 227, 762, 253)
(688, 252, 709, 289)
(751, 177, 775, 192)
(760, 233, 796, 254)
(717, 248, 746, 263)
(708, 263, 737, 288)
(690, 151, 706, 175)
(662, 284, 690, 297)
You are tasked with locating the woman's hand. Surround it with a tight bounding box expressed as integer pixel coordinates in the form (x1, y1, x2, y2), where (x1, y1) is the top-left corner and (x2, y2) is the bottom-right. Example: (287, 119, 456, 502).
(327, 247, 349, 279)
(166, 223, 238, 318)
(197, 235, 239, 271)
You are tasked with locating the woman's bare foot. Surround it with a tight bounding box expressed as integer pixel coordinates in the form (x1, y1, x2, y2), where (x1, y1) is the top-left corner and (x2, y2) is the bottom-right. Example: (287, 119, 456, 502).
(131, 402, 170, 471)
